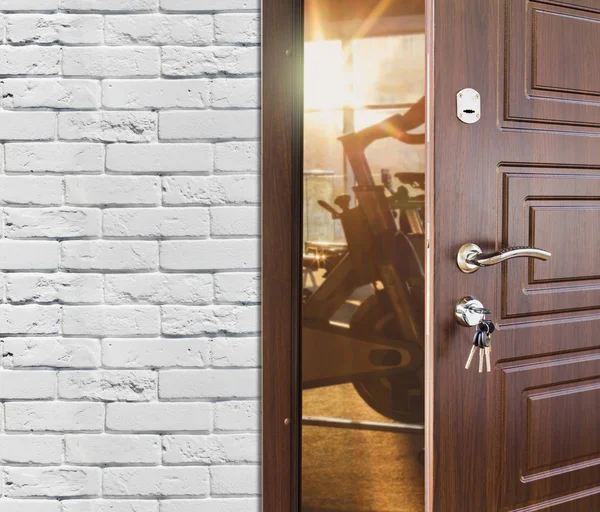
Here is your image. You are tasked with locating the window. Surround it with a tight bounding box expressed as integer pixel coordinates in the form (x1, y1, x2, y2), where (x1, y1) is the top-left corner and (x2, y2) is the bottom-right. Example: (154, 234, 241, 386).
(304, 33, 425, 242)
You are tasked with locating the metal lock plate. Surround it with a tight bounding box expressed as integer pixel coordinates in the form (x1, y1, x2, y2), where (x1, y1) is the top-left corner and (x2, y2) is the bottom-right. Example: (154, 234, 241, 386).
(456, 88, 480, 124)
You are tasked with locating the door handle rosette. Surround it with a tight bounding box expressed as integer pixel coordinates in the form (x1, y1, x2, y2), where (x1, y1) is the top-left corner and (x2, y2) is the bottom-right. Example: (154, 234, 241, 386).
(457, 243, 551, 274)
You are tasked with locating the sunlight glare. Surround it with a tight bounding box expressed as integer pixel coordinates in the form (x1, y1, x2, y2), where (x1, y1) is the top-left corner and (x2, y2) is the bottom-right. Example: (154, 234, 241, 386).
(304, 40, 348, 110)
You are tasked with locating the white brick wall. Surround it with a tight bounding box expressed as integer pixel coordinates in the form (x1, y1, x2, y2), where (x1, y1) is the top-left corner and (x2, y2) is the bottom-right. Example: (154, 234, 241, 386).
(0, 1, 261, 510)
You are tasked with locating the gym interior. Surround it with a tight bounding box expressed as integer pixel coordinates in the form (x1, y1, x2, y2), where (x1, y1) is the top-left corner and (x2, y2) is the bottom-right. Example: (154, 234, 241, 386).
(301, 0, 426, 510)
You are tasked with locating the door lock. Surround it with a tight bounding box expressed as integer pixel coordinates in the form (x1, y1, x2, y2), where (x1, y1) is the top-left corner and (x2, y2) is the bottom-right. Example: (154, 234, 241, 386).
(455, 296, 490, 327)
(456, 243, 551, 274)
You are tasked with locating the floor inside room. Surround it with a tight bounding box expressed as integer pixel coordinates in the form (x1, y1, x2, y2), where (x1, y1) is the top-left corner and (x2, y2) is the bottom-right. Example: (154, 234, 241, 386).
(302, 383, 425, 512)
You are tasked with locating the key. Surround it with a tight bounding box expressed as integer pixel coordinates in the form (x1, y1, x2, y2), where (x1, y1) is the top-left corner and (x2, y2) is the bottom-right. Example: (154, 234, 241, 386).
(478, 340, 485, 373)
(482, 321, 494, 372)
(478, 324, 487, 373)
(477, 322, 489, 373)
(465, 330, 481, 370)
(465, 344, 477, 370)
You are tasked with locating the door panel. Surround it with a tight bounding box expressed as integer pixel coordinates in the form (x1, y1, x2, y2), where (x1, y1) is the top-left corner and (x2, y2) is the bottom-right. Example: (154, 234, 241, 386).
(434, 0, 600, 510)
(498, 168, 600, 320)
(500, 353, 600, 509)
(504, 0, 600, 132)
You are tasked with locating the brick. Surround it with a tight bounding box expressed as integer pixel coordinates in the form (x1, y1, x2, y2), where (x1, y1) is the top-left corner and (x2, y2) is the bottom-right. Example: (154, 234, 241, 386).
(211, 206, 259, 236)
(103, 467, 208, 497)
(102, 79, 209, 109)
(63, 306, 160, 336)
(211, 78, 260, 108)
(102, 338, 208, 368)
(0, 241, 59, 270)
(0, 46, 60, 76)
(0, 305, 61, 334)
(0, 370, 56, 399)
(214, 14, 259, 44)
(0, 435, 63, 464)
(105, 14, 212, 45)
(65, 434, 160, 464)
(61, 241, 158, 271)
(6, 273, 103, 304)
(62, 501, 159, 512)
(3, 79, 100, 110)
(3, 467, 101, 497)
(0, 112, 56, 141)
(105, 273, 212, 304)
(58, 370, 157, 401)
(0, 501, 61, 512)
(0, 176, 63, 205)
(4, 208, 101, 239)
(6, 14, 103, 44)
(103, 208, 209, 238)
(214, 141, 260, 172)
(159, 369, 259, 399)
(210, 466, 260, 495)
(210, 337, 260, 368)
(59, 112, 157, 143)
(160, 500, 260, 512)
(214, 272, 260, 303)
(106, 403, 211, 432)
(214, 401, 259, 432)
(161, 305, 259, 335)
(160, 240, 259, 271)
(162, 46, 259, 76)
(63, 47, 160, 77)
(65, 176, 161, 206)
(60, 0, 157, 11)
(1, 0, 58, 10)
(2, 338, 100, 368)
(5, 402, 104, 431)
(106, 144, 212, 174)
(159, 110, 259, 140)
(162, 175, 260, 206)
(160, 0, 259, 11)
(5, 143, 104, 173)
(162, 434, 260, 464)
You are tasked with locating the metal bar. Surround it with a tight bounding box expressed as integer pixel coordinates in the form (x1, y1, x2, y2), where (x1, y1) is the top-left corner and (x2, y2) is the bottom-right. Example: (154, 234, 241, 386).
(302, 415, 424, 434)
(304, 103, 417, 113)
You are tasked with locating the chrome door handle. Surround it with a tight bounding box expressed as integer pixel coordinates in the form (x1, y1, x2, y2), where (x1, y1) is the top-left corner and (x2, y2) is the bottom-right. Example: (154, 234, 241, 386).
(457, 243, 551, 274)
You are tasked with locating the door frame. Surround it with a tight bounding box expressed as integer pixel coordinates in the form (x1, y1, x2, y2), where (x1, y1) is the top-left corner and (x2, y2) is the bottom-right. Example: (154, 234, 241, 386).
(261, 0, 435, 509)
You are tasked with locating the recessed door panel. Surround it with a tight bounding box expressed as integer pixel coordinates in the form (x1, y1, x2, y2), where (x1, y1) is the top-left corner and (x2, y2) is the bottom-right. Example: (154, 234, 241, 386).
(500, 353, 600, 510)
(498, 168, 600, 321)
(503, 0, 600, 133)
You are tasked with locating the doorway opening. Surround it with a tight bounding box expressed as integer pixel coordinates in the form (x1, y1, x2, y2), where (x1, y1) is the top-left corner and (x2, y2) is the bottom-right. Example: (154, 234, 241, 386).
(300, 0, 427, 510)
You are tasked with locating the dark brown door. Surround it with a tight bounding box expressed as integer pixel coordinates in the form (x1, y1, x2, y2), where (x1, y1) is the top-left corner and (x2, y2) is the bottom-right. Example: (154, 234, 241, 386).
(433, 0, 600, 510)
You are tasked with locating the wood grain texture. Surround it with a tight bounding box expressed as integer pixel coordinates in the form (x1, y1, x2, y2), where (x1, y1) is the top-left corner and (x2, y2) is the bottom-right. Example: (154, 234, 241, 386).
(262, 0, 299, 509)
(533, 8, 600, 96)
(504, 0, 600, 132)
(434, 0, 600, 509)
(498, 168, 600, 321)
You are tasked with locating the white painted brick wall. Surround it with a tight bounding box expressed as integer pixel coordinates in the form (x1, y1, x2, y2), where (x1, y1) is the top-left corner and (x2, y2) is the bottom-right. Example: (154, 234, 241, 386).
(0, 1, 261, 510)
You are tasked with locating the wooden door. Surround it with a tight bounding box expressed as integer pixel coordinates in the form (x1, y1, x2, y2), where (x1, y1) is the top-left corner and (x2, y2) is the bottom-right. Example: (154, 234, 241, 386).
(432, 0, 600, 510)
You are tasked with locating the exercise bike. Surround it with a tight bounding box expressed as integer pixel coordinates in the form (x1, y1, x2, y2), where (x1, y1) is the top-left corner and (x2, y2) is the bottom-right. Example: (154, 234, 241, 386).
(302, 97, 426, 424)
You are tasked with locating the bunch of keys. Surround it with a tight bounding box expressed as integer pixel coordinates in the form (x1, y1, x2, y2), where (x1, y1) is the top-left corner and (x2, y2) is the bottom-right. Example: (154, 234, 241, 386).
(465, 319, 496, 373)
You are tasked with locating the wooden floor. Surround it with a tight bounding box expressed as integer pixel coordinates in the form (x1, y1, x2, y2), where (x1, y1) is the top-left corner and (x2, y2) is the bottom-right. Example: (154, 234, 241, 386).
(302, 383, 425, 512)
